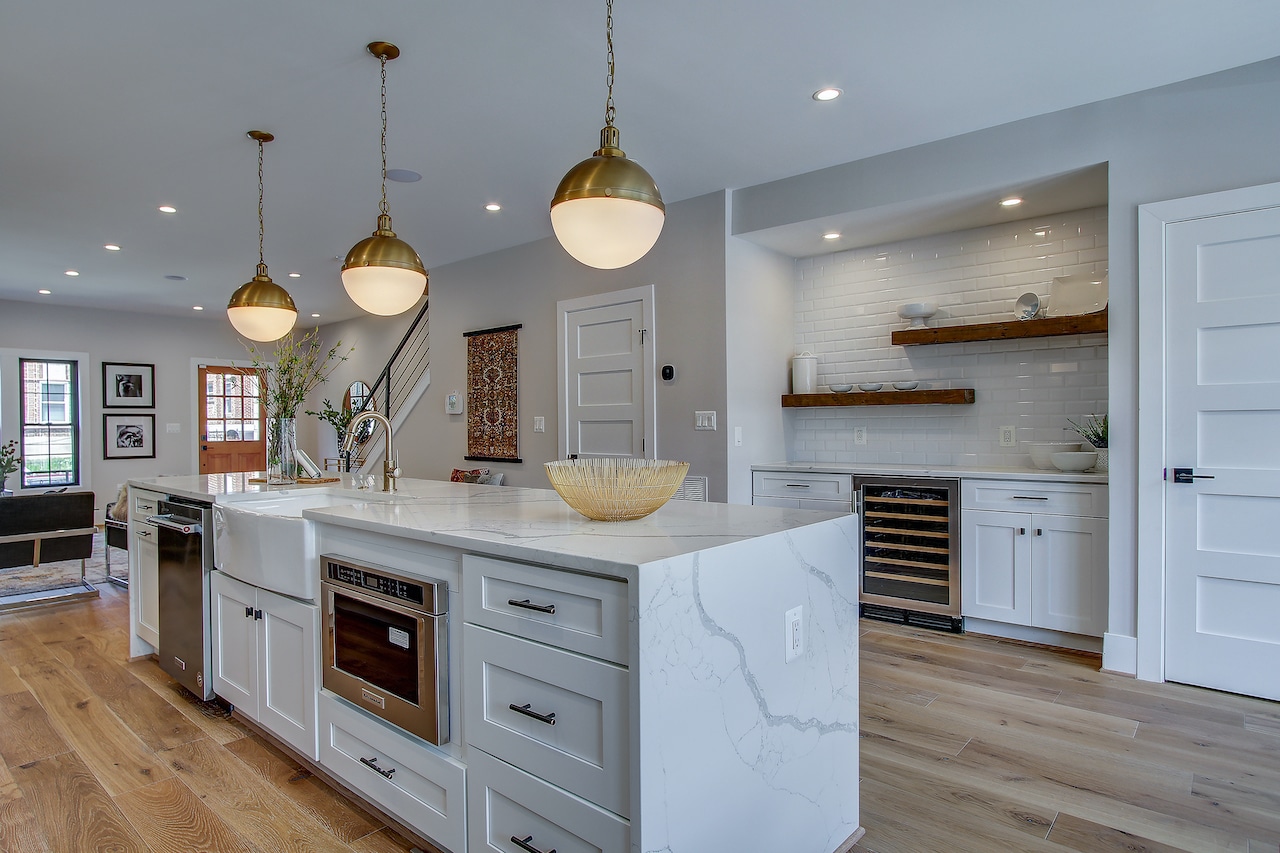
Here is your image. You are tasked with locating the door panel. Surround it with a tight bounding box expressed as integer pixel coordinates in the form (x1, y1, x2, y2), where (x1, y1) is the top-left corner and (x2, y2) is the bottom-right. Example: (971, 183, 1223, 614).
(1164, 204, 1280, 701)
(199, 365, 266, 474)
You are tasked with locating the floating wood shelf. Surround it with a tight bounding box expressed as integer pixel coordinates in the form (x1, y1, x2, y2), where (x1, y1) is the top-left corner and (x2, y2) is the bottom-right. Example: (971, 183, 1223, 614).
(782, 389, 975, 407)
(891, 308, 1107, 346)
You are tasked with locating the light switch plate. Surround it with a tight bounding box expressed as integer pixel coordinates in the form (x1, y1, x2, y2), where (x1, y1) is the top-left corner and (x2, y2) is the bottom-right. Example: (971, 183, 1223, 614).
(165, 423, 181, 434)
(533, 416, 545, 433)
(695, 411, 717, 431)
(445, 391, 462, 415)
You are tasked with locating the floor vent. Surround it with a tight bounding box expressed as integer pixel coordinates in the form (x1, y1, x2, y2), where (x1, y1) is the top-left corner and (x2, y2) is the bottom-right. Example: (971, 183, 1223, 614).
(671, 475, 708, 502)
(860, 602, 964, 634)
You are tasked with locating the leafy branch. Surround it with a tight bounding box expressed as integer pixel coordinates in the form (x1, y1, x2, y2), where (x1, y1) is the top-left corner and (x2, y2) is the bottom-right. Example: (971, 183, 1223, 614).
(243, 328, 353, 420)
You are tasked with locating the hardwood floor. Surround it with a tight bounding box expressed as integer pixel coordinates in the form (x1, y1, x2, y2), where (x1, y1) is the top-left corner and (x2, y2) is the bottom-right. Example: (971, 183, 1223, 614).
(0, 584, 429, 853)
(854, 619, 1280, 853)
(3, 586, 1279, 852)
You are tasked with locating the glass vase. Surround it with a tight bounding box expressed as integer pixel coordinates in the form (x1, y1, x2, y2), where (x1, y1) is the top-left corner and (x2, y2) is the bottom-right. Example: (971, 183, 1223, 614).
(267, 417, 298, 485)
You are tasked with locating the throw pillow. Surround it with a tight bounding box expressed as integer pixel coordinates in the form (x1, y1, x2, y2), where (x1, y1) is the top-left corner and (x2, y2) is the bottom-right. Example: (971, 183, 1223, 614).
(450, 467, 489, 483)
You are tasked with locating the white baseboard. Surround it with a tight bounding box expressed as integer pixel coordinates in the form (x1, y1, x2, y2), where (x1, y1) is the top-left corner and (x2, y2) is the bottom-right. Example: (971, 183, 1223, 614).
(1102, 632, 1139, 676)
(963, 618, 1102, 654)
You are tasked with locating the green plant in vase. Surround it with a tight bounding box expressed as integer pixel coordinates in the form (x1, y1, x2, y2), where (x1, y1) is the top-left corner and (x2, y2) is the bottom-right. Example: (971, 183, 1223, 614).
(0, 439, 21, 493)
(244, 328, 352, 482)
(1068, 413, 1108, 472)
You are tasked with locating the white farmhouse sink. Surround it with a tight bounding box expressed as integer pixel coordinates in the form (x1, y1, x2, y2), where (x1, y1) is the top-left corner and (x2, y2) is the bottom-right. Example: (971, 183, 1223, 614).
(213, 489, 407, 601)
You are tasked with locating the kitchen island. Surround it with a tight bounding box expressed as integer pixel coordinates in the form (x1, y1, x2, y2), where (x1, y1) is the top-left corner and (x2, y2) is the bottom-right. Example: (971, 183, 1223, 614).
(128, 474, 863, 853)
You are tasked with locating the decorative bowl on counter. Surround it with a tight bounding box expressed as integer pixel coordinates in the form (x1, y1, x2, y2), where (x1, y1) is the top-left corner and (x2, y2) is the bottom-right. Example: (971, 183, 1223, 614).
(858, 382, 884, 391)
(1025, 441, 1083, 469)
(1051, 451, 1098, 472)
(829, 383, 854, 393)
(897, 302, 937, 329)
(544, 458, 690, 521)
(892, 380, 919, 391)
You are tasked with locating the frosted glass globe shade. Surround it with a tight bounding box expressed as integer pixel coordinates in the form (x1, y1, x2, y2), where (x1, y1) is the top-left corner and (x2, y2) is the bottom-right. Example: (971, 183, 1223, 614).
(550, 197, 665, 270)
(341, 265, 427, 316)
(227, 305, 297, 341)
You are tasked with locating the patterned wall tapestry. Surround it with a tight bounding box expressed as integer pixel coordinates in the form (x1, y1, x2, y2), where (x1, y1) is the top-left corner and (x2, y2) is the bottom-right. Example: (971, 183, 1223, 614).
(464, 324, 521, 463)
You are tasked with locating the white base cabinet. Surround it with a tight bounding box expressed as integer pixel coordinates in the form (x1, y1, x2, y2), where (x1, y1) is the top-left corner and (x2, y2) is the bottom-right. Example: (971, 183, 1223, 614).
(961, 480, 1108, 637)
(210, 570, 320, 760)
(128, 489, 162, 654)
(751, 470, 853, 512)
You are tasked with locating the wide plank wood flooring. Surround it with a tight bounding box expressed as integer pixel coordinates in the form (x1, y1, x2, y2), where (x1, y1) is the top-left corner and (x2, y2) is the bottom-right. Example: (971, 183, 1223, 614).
(0, 584, 428, 853)
(3, 585, 1280, 851)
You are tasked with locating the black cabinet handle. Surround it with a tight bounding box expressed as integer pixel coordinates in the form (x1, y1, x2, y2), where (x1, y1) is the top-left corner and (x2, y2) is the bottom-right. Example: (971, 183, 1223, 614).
(360, 756, 396, 779)
(1019, 527, 1026, 535)
(511, 835, 555, 853)
(508, 598, 556, 615)
(245, 606, 254, 618)
(253, 609, 263, 621)
(1036, 528, 1043, 536)
(509, 703, 557, 725)
(1012, 495, 1049, 501)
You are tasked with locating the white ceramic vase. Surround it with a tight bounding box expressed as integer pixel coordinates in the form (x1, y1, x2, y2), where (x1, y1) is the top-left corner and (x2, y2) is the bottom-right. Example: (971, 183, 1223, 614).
(1093, 447, 1109, 472)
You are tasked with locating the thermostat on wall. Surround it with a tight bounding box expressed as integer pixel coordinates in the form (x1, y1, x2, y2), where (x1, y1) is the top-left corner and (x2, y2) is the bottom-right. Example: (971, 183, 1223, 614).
(445, 391, 462, 415)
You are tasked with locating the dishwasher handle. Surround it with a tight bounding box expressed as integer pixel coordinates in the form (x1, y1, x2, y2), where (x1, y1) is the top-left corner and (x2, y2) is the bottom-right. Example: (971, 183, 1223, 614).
(147, 514, 202, 536)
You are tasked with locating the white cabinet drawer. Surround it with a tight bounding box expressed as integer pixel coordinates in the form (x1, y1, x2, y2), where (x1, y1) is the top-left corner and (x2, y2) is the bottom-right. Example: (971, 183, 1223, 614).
(463, 554, 629, 665)
(464, 624, 629, 817)
(132, 489, 161, 518)
(751, 471, 852, 503)
(467, 747, 629, 853)
(962, 479, 1108, 517)
(318, 692, 466, 853)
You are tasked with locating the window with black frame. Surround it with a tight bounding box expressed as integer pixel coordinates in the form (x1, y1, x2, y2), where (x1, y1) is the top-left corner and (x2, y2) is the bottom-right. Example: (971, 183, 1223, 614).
(19, 358, 79, 488)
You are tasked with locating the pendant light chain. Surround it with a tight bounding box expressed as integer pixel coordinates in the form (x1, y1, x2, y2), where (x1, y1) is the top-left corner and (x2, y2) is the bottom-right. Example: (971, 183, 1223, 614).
(604, 0, 616, 129)
(256, 136, 267, 272)
(379, 52, 390, 217)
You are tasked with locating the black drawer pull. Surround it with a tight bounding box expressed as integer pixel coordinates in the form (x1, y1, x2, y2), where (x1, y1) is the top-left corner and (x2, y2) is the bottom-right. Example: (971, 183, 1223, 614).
(508, 598, 556, 615)
(785, 483, 812, 488)
(244, 606, 254, 618)
(254, 609, 263, 621)
(1011, 495, 1050, 501)
(509, 703, 557, 725)
(511, 835, 555, 853)
(360, 756, 396, 779)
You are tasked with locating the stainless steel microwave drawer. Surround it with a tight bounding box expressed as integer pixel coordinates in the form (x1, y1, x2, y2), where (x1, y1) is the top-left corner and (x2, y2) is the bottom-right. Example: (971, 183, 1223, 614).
(751, 471, 853, 503)
(462, 553, 629, 665)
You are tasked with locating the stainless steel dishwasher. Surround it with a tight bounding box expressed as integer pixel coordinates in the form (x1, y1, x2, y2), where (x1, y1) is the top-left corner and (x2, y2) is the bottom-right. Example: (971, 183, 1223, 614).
(149, 496, 215, 699)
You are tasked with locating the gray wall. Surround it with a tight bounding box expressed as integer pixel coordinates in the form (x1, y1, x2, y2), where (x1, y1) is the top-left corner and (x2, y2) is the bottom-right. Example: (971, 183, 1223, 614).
(0, 299, 252, 518)
(319, 191, 732, 498)
(731, 54, 1280, 666)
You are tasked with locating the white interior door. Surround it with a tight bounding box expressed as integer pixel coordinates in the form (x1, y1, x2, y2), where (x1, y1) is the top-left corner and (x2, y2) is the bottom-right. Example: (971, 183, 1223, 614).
(1163, 203, 1280, 700)
(557, 285, 656, 459)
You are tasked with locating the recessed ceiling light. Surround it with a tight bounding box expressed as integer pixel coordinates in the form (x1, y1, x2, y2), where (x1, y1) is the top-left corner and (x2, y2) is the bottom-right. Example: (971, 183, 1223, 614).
(822, 231, 841, 241)
(64, 270, 80, 276)
(485, 203, 502, 212)
(311, 313, 321, 318)
(104, 244, 121, 251)
(38, 289, 52, 295)
(812, 87, 842, 102)
(164, 274, 187, 281)
(193, 305, 204, 311)
(1000, 197, 1023, 207)
(1033, 229, 1048, 237)
(386, 168, 422, 183)
(158, 205, 177, 214)
(288, 272, 301, 278)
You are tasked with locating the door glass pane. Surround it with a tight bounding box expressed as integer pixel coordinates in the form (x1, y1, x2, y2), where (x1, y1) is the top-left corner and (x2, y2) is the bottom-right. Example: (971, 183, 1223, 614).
(242, 419, 259, 441)
(225, 374, 242, 395)
(225, 398, 242, 419)
(225, 421, 243, 441)
(244, 374, 259, 396)
(206, 398, 224, 419)
(207, 421, 225, 442)
(206, 373, 223, 396)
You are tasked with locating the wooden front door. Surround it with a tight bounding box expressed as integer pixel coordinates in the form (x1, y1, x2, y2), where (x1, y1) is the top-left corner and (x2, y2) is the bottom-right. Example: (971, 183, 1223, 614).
(199, 364, 266, 474)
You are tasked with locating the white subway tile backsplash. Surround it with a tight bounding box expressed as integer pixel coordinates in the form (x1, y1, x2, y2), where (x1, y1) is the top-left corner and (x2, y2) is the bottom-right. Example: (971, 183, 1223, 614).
(791, 207, 1108, 466)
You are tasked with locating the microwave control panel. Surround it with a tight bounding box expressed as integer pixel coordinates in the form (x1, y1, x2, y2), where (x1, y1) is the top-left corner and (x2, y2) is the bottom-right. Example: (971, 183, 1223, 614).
(326, 560, 426, 606)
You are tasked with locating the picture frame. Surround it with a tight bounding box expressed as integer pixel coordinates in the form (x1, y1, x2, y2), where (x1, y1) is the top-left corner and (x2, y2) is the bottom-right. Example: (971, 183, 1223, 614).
(102, 362, 155, 408)
(103, 413, 156, 459)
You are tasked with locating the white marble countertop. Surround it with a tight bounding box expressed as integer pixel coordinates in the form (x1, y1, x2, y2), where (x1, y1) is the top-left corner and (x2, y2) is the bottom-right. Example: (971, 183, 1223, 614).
(127, 473, 852, 576)
(751, 461, 1108, 484)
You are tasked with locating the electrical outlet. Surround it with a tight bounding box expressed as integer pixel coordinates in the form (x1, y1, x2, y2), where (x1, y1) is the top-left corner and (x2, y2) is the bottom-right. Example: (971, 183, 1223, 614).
(999, 425, 1017, 447)
(533, 416, 545, 433)
(734, 426, 743, 447)
(853, 425, 867, 445)
(785, 605, 804, 663)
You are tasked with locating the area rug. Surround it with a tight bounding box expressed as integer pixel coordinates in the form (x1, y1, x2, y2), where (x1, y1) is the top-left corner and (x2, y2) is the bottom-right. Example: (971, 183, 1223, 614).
(0, 531, 127, 597)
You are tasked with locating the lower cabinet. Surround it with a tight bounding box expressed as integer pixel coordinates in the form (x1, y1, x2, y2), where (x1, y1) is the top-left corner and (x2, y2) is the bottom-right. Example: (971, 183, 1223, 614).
(961, 480, 1108, 637)
(751, 470, 853, 512)
(128, 489, 162, 651)
(210, 570, 320, 760)
(318, 691, 467, 853)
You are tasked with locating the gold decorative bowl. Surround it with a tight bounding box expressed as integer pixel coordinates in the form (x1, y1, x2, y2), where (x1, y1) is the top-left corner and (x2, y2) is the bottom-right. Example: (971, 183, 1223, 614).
(544, 458, 691, 521)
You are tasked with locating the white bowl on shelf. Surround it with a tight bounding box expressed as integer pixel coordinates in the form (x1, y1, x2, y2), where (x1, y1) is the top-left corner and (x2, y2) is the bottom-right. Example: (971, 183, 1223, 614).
(892, 380, 919, 391)
(1025, 441, 1082, 469)
(858, 382, 883, 392)
(897, 303, 937, 329)
(829, 383, 853, 393)
(1051, 451, 1098, 472)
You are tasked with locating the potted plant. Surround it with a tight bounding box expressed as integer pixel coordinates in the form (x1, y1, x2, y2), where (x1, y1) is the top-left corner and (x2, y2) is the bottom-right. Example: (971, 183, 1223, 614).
(1068, 413, 1108, 472)
(245, 329, 352, 483)
(0, 440, 20, 495)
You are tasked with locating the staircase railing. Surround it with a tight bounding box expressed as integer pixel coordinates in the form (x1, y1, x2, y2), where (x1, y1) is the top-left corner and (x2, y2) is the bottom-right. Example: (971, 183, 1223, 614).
(343, 300, 430, 471)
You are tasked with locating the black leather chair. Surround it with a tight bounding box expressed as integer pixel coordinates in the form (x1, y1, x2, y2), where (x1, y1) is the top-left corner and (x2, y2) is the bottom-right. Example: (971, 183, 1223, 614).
(0, 490, 99, 607)
(103, 501, 129, 587)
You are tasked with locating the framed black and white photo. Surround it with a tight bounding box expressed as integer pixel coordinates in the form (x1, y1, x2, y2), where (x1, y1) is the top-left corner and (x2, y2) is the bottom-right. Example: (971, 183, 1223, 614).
(103, 413, 155, 459)
(102, 362, 155, 408)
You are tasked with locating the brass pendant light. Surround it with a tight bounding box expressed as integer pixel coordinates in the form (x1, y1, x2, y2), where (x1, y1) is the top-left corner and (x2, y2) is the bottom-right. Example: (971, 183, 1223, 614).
(550, 0, 664, 270)
(227, 130, 297, 341)
(342, 41, 427, 317)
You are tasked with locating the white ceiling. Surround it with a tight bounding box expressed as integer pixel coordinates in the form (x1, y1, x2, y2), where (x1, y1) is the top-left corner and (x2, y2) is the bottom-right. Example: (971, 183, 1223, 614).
(3, 1, 1279, 323)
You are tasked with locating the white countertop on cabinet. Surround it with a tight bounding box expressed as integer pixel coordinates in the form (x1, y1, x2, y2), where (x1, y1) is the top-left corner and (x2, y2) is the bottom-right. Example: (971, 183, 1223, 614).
(752, 461, 1107, 484)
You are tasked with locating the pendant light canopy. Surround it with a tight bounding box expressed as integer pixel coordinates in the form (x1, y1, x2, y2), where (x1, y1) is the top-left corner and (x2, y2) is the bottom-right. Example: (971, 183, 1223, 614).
(227, 131, 297, 341)
(342, 42, 427, 316)
(550, 0, 664, 270)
